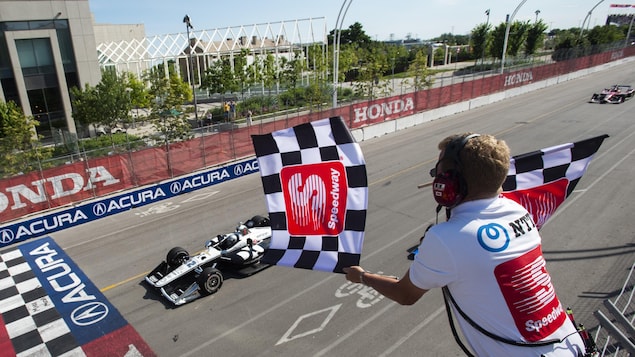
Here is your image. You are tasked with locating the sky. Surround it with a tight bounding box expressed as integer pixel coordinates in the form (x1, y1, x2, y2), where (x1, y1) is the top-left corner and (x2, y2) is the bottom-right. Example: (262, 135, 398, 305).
(89, 0, 632, 41)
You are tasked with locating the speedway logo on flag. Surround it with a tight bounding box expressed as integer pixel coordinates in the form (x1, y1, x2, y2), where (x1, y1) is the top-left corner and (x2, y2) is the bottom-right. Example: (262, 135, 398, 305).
(502, 134, 609, 229)
(252, 117, 368, 273)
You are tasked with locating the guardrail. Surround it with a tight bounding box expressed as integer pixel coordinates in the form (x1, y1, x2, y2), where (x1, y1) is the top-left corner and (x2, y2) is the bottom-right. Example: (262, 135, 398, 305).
(592, 261, 635, 356)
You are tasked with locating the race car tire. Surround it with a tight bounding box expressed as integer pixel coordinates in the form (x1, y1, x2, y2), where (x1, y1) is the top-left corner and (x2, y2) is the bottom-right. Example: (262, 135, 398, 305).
(198, 267, 223, 295)
(250, 215, 270, 227)
(167, 247, 189, 267)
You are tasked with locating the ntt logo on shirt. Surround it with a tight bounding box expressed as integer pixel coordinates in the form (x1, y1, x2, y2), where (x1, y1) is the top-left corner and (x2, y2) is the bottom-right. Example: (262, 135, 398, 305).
(281, 162, 347, 236)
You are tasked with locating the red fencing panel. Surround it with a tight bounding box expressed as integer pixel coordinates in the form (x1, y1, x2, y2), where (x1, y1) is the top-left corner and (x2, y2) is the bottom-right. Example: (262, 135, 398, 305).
(425, 87, 442, 110)
(531, 63, 554, 82)
(231, 128, 256, 159)
(492, 74, 504, 94)
(458, 80, 474, 102)
(87, 154, 135, 196)
(450, 81, 467, 103)
(414, 88, 429, 112)
(129, 147, 170, 185)
(0, 157, 133, 222)
(349, 95, 416, 128)
(470, 76, 485, 98)
(0, 163, 80, 222)
(284, 114, 307, 129)
(502, 69, 535, 89)
(168, 141, 205, 177)
(201, 133, 233, 167)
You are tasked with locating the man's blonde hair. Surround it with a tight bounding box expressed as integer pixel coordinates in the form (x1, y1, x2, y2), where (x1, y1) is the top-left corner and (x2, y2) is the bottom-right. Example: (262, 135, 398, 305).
(438, 133, 510, 195)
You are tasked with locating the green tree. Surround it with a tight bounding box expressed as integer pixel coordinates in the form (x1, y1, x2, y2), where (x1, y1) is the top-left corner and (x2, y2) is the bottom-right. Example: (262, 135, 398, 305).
(433, 46, 446, 65)
(407, 49, 434, 91)
(94, 69, 132, 128)
(525, 21, 549, 56)
(338, 46, 359, 82)
(201, 57, 236, 95)
(0, 101, 53, 177)
(471, 23, 491, 65)
(248, 56, 264, 95)
(126, 72, 152, 124)
(507, 21, 531, 57)
(354, 46, 389, 98)
(279, 50, 307, 91)
(586, 25, 625, 46)
(143, 62, 192, 142)
(71, 69, 133, 132)
(234, 48, 252, 98)
(551, 30, 583, 61)
(70, 83, 100, 128)
(488, 22, 507, 60)
(431, 33, 471, 45)
(145, 62, 192, 111)
(262, 53, 278, 95)
(329, 22, 373, 48)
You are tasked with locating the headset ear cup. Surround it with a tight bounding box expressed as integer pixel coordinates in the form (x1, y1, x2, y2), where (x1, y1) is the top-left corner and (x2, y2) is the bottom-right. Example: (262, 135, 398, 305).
(432, 170, 464, 207)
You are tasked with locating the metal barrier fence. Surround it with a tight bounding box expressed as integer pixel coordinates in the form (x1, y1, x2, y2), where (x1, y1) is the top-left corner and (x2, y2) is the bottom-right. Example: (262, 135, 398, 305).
(592, 261, 635, 356)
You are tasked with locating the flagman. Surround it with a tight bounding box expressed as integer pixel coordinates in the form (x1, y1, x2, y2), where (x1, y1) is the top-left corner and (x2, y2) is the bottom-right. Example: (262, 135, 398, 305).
(344, 133, 587, 356)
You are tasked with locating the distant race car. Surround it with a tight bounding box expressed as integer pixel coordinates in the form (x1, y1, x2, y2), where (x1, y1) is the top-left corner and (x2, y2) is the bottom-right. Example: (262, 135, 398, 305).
(145, 215, 272, 306)
(589, 84, 634, 104)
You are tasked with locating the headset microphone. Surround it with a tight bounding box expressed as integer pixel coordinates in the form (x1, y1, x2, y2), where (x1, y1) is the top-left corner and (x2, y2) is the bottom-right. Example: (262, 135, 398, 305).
(431, 134, 480, 208)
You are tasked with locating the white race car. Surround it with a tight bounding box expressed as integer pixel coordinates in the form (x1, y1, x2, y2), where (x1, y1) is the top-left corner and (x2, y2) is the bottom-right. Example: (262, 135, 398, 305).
(145, 215, 272, 306)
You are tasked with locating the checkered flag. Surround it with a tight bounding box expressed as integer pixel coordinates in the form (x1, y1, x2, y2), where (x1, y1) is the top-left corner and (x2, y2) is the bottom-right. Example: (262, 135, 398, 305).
(252, 117, 368, 273)
(502, 134, 608, 229)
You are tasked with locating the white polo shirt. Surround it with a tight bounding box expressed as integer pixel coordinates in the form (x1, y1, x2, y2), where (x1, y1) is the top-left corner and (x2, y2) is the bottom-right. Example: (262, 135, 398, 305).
(410, 197, 585, 356)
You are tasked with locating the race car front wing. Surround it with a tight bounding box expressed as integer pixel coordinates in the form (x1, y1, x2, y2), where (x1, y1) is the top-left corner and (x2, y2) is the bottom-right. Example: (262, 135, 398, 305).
(145, 262, 204, 306)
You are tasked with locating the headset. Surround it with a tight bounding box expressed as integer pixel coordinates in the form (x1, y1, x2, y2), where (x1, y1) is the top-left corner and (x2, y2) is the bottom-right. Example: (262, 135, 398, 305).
(431, 133, 480, 207)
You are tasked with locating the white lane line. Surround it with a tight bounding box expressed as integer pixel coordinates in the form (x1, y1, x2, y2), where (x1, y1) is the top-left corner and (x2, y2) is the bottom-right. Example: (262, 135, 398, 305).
(378, 306, 446, 357)
(314, 302, 396, 357)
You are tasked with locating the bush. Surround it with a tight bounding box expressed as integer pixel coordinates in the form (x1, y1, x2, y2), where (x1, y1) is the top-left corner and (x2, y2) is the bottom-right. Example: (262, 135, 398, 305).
(238, 95, 279, 116)
(52, 133, 145, 159)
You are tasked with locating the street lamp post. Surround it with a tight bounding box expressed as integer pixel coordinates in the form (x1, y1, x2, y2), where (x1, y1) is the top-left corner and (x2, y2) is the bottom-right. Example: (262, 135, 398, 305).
(625, 14, 634, 48)
(501, 0, 528, 74)
(183, 15, 199, 124)
(579, 1, 605, 39)
(332, 0, 353, 108)
(482, 9, 490, 67)
(535, 10, 541, 23)
(124, 87, 135, 129)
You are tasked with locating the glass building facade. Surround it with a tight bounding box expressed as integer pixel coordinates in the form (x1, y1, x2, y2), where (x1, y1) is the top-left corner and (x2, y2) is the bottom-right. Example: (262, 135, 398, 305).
(0, 0, 101, 144)
(1, 20, 78, 142)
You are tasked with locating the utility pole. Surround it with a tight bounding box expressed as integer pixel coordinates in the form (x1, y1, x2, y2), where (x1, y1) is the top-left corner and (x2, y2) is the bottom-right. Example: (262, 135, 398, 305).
(183, 15, 199, 123)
